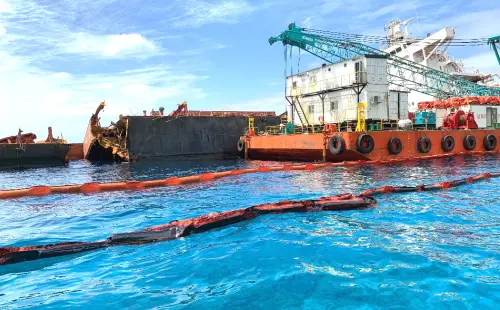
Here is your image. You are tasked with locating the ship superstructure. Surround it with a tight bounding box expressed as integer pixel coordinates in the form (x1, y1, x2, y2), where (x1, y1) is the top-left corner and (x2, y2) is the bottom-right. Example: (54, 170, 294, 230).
(382, 18, 497, 111)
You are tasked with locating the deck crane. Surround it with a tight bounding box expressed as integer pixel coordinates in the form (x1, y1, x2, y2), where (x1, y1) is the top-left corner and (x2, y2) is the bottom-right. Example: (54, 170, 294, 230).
(489, 36, 500, 66)
(269, 23, 500, 99)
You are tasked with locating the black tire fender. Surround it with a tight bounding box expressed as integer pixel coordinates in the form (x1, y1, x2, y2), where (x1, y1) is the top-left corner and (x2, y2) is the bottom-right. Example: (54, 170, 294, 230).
(237, 139, 245, 152)
(463, 135, 476, 151)
(387, 137, 403, 155)
(483, 134, 497, 151)
(328, 136, 345, 155)
(356, 134, 375, 154)
(441, 135, 455, 152)
(417, 137, 432, 153)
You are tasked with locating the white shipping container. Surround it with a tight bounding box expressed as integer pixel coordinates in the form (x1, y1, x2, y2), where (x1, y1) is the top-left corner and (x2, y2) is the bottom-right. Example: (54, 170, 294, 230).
(388, 91, 409, 120)
(285, 55, 408, 125)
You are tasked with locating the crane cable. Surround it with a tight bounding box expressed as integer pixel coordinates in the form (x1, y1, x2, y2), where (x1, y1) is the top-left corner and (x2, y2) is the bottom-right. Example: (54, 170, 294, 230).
(301, 28, 491, 47)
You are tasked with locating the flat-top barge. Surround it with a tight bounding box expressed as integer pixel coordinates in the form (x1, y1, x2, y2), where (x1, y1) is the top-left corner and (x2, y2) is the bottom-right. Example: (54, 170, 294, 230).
(0, 127, 71, 168)
(83, 102, 282, 162)
(238, 23, 500, 163)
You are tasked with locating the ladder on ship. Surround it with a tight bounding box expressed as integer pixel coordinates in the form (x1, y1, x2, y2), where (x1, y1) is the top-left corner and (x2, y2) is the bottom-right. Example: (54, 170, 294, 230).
(287, 96, 310, 127)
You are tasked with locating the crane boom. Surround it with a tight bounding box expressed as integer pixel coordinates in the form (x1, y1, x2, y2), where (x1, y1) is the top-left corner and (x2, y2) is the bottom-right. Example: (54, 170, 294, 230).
(488, 36, 500, 65)
(270, 23, 500, 99)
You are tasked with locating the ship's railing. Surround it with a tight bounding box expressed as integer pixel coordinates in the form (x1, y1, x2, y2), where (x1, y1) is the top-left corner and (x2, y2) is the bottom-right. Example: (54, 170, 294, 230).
(287, 72, 368, 97)
(174, 111, 277, 117)
(264, 124, 326, 135)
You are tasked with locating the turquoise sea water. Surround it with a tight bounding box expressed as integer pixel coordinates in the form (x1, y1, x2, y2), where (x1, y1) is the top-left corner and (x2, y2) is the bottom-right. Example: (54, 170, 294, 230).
(0, 155, 499, 309)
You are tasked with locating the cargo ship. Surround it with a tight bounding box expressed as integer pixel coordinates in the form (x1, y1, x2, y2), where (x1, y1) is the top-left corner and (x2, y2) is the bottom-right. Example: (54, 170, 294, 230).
(0, 127, 72, 168)
(382, 18, 499, 111)
(237, 22, 500, 162)
(83, 102, 282, 162)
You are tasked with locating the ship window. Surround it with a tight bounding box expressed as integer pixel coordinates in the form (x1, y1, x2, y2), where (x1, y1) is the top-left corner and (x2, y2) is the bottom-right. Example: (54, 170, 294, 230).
(292, 81, 297, 88)
(396, 47, 402, 53)
(308, 104, 314, 113)
(344, 63, 347, 67)
(330, 101, 338, 111)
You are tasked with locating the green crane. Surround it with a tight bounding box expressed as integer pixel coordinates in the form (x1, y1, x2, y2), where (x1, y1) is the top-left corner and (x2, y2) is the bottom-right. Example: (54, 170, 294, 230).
(270, 23, 500, 99)
(488, 36, 500, 65)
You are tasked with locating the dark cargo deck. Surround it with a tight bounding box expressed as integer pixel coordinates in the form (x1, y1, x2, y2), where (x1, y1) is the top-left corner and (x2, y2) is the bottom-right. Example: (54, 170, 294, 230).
(126, 116, 280, 159)
(0, 143, 71, 168)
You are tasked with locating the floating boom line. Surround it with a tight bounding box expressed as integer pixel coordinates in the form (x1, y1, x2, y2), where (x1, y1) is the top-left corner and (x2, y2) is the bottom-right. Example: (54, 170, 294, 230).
(0, 172, 497, 266)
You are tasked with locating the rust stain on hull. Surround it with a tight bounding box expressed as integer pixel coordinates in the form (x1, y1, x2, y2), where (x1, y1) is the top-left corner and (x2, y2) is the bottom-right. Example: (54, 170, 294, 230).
(83, 102, 129, 162)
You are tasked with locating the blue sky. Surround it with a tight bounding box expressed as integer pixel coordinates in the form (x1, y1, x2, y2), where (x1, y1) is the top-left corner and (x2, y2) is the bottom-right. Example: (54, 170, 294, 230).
(0, 0, 499, 142)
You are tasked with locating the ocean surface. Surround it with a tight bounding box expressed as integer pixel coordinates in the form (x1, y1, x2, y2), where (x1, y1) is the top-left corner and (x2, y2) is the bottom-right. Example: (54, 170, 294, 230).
(0, 155, 499, 309)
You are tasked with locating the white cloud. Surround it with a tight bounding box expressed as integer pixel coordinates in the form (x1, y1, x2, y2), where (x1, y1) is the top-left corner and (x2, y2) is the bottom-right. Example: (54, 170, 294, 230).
(411, 9, 500, 39)
(172, 0, 256, 28)
(51, 72, 71, 79)
(121, 83, 151, 95)
(302, 16, 313, 29)
(319, 1, 345, 14)
(357, 2, 422, 21)
(462, 52, 500, 76)
(446, 9, 500, 39)
(308, 61, 322, 69)
(0, 53, 207, 142)
(63, 33, 158, 58)
(0, 1, 161, 60)
(0, 0, 11, 13)
(0, 0, 229, 142)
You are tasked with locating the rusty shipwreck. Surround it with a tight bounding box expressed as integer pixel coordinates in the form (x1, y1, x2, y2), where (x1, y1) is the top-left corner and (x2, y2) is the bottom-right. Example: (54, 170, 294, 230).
(83, 102, 281, 162)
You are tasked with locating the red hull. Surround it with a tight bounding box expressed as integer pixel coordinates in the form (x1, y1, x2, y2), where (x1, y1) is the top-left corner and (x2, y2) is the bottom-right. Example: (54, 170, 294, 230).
(243, 129, 500, 162)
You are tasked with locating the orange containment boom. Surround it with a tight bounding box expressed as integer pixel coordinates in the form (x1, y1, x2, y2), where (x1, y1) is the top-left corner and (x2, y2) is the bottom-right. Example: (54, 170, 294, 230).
(0, 194, 375, 265)
(1, 172, 498, 266)
(0, 150, 499, 200)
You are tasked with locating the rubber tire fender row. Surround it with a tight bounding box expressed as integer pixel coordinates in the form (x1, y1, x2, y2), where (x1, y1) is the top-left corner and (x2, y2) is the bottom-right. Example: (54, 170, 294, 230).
(328, 135, 346, 155)
(417, 137, 432, 153)
(483, 134, 497, 151)
(237, 139, 245, 152)
(463, 135, 476, 151)
(387, 137, 403, 155)
(356, 134, 375, 154)
(441, 135, 455, 152)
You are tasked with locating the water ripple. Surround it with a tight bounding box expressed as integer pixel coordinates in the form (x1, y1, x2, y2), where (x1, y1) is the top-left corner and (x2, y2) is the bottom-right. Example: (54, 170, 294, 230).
(0, 156, 499, 309)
